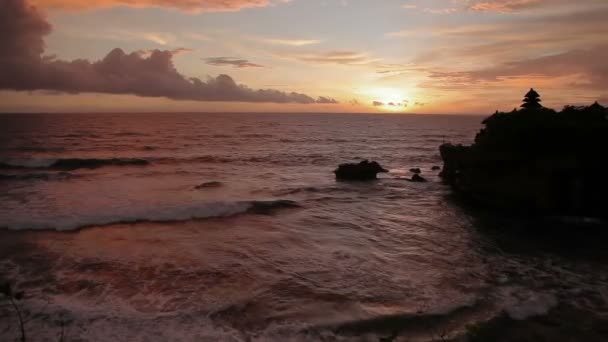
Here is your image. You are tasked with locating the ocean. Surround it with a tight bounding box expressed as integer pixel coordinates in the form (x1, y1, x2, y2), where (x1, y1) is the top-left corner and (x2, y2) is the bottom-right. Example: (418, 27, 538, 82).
(1, 113, 607, 341)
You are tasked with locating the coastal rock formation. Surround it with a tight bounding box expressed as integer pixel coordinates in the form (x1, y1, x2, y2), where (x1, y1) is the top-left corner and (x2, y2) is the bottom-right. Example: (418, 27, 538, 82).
(409, 174, 428, 183)
(334, 160, 388, 181)
(440, 89, 608, 217)
(195, 181, 223, 189)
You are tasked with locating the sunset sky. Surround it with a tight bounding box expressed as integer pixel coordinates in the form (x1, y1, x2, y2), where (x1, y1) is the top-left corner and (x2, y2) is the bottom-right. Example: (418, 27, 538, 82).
(1, 0, 606, 114)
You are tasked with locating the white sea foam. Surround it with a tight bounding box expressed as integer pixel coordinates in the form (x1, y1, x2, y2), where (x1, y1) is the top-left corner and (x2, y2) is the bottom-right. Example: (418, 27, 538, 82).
(504, 292, 558, 320)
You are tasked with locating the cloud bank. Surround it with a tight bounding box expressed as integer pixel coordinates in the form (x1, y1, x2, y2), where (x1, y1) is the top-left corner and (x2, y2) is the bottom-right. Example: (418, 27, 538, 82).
(0, 0, 336, 104)
(468, 0, 605, 13)
(29, 0, 275, 12)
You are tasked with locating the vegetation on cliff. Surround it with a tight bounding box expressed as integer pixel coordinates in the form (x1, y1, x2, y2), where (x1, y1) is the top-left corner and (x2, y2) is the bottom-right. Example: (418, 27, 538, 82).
(440, 89, 608, 217)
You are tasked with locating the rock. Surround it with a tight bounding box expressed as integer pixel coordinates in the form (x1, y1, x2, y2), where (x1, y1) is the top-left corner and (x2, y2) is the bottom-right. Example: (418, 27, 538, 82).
(439, 90, 608, 217)
(334, 160, 388, 181)
(409, 174, 428, 182)
(409, 168, 422, 174)
(195, 181, 223, 189)
(432, 166, 441, 171)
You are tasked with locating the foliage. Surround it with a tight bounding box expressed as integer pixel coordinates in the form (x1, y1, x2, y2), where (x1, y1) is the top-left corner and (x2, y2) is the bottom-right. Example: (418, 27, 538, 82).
(440, 89, 608, 217)
(1, 281, 26, 342)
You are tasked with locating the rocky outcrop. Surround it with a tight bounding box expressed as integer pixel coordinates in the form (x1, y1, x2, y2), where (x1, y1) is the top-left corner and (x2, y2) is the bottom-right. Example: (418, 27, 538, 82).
(409, 174, 427, 183)
(440, 93, 608, 218)
(334, 160, 388, 181)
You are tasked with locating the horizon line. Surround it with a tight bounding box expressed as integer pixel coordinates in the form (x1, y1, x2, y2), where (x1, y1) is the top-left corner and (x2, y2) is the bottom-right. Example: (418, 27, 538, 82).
(0, 111, 488, 116)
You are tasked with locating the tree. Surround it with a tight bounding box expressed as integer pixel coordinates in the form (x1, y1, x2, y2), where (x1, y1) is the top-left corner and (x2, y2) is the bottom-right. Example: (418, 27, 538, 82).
(521, 88, 542, 109)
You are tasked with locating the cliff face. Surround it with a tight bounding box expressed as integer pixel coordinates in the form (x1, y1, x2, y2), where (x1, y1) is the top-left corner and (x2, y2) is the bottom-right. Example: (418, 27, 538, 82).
(440, 101, 608, 218)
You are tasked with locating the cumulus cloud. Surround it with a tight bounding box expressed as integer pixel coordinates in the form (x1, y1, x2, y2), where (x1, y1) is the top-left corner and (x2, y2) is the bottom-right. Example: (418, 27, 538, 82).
(29, 0, 276, 12)
(204, 57, 264, 68)
(0, 0, 336, 104)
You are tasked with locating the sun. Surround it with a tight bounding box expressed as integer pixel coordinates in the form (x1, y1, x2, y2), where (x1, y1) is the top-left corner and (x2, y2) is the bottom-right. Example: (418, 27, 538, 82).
(368, 87, 410, 112)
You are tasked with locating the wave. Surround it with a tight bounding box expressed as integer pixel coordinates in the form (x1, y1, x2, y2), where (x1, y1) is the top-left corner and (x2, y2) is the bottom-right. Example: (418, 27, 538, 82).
(11, 146, 66, 153)
(0, 200, 300, 231)
(0, 172, 78, 182)
(0, 152, 334, 171)
(0, 158, 149, 171)
(305, 300, 485, 337)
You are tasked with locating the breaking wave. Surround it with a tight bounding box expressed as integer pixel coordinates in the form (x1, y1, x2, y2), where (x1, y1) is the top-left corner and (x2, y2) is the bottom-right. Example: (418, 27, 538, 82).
(0, 172, 79, 181)
(0, 157, 149, 170)
(0, 200, 300, 231)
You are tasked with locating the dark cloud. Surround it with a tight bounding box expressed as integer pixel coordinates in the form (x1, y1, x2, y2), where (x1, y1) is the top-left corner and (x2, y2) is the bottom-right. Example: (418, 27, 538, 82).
(316, 96, 339, 104)
(204, 57, 264, 68)
(0, 0, 336, 105)
(372, 101, 384, 107)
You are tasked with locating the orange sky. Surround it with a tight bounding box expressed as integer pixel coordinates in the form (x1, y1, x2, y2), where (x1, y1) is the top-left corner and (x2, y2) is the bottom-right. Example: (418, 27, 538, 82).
(1, 0, 606, 114)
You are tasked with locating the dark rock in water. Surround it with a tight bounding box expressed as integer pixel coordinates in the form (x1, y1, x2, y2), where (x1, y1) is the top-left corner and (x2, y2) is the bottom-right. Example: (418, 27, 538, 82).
(440, 89, 608, 217)
(195, 181, 223, 189)
(334, 160, 388, 181)
(408, 174, 427, 183)
(432, 166, 441, 171)
(409, 168, 422, 174)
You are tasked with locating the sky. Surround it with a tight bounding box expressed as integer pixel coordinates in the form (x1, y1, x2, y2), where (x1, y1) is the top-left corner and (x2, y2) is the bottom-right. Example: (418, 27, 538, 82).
(0, 0, 607, 114)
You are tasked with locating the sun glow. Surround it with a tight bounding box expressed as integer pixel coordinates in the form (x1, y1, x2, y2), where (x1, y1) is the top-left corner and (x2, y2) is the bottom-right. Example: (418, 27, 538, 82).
(368, 87, 410, 112)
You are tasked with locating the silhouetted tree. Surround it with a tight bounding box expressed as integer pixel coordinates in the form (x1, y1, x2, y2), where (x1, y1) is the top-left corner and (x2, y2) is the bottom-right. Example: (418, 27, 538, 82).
(521, 88, 542, 109)
(1, 282, 25, 341)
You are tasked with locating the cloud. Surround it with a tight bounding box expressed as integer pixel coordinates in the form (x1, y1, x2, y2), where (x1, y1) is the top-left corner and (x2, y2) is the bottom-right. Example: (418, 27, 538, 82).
(465, 45, 608, 89)
(469, 0, 545, 12)
(372, 101, 384, 107)
(29, 0, 279, 12)
(468, 0, 606, 13)
(0, 0, 336, 104)
(259, 38, 322, 46)
(279, 51, 379, 65)
(422, 44, 608, 92)
(316, 96, 339, 104)
(204, 57, 264, 68)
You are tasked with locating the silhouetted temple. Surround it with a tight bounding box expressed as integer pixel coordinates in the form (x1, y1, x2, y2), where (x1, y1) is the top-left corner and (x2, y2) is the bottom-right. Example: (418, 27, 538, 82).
(521, 88, 542, 109)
